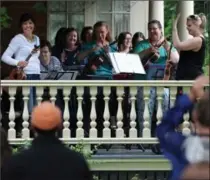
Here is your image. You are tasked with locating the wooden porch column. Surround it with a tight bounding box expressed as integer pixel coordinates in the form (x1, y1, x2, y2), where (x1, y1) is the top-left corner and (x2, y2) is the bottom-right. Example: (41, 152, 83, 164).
(149, 1, 164, 34)
(177, 1, 194, 41)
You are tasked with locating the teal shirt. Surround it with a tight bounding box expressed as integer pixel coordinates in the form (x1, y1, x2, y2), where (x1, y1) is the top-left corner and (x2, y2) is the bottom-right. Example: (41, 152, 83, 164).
(133, 39, 176, 80)
(81, 42, 116, 78)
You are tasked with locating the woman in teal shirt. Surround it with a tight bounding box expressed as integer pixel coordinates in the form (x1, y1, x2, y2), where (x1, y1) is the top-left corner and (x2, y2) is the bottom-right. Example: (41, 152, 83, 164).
(77, 21, 116, 80)
(133, 20, 179, 142)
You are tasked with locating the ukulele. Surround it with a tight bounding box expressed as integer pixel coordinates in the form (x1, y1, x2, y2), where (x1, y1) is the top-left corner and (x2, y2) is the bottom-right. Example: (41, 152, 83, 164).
(163, 42, 173, 80)
(139, 40, 165, 67)
(9, 45, 40, 80)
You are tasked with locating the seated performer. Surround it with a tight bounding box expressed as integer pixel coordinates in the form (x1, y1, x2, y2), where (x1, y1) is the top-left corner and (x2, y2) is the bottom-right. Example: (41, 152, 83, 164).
(156, 75, 209, 180)
(39, 40, 63, 72)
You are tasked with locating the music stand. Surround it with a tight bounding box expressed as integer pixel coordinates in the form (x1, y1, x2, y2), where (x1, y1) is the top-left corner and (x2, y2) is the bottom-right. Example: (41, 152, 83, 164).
(40, 71, 78, 80)
(56, 71, 78, 80)
(40, 71, 58, 80)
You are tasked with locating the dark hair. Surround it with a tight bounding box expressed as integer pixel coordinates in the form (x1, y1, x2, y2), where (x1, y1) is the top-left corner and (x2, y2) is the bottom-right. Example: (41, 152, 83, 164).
(148, 20, 162, 29)
(19, 13, 36, 27)
(40, 40, 52, 52)
(1, 127, 12, 167)
(117, 32, 132, 49)
(195, 90, 210, 127)
(132, 32, 145, 48)
(80, 26, 93, 43)
(54, 27, 67, 47)
(64, 27, 80, 47)
(92, 21, 112, 42)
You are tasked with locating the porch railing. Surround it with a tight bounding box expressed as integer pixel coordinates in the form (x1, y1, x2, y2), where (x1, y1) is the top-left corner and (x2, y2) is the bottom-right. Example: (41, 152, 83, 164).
(1, 80, 204, 145)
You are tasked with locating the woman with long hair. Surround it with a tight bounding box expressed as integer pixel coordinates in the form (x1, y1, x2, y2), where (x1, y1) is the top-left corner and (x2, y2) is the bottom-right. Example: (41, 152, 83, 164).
(77, 21, 116, 79)
(132, 32, 145, 51)
(60, 27, 82, 67)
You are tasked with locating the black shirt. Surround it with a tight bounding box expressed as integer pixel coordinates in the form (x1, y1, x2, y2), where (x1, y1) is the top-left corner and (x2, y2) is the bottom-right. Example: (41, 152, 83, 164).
(176, 36, 205, 80)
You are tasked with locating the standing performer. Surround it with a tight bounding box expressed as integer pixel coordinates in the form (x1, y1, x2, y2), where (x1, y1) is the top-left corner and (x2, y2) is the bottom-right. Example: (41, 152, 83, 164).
(1, 13, 40, 113)
(173, 13, 207, 80)
(156, 75, 209, 180)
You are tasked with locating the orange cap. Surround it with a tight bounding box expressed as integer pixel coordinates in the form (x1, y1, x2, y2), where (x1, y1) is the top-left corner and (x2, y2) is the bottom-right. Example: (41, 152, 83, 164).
(31, 102, 62, 130)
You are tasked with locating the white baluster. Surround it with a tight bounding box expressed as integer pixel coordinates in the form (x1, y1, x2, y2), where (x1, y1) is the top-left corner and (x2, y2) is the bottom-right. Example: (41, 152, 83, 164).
(49, 87, 57, 104)
(170, 86, 176, 108)
(182, 87, 191, 135)
(156, 87, 163, 125)
(36, 87, 43, 105)
(89, 87, 97, 138)
(116, 87, 124, 138)
(8, 87, 16, 139)
(22, 87, 30, 139)
(129, 87, 137, 138)
(143, 87, 150, 138)
(103, 87, 111, 138)
(76, 87, 84, 138)
(62, 87, 71, 138)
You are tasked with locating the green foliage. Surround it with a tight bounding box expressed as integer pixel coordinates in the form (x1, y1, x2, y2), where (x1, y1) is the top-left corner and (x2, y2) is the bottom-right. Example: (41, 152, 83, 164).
(32, 2, 47, 13)
(0, 7, 12, 29)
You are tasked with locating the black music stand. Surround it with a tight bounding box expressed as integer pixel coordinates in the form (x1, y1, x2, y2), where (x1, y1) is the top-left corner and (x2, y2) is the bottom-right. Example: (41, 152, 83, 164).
(40, 71, 78, 80)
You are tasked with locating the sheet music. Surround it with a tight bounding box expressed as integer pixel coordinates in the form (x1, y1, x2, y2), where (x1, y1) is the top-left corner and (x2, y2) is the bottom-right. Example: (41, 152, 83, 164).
(108, 52, 145, 74)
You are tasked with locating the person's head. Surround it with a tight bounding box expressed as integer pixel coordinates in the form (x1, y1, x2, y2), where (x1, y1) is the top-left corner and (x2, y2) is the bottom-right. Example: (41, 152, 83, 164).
(19, 13, 36, 36)
(1, 127, 12, 167)
(92, 21, 112, 43)
(54, 27, 67, 48)
(64, 27, 79, 48)
(117, 32, 132, 51)
(40, 40, 52, 62)
(186, 13, 207, 36)
(181, 162, 210, 180)
(31, 102, 62, 136)
(192, 90, 210, 134)
(80, 26, 93, 43)
(132, 32, 145, 49)
(148, 20, 163, 41)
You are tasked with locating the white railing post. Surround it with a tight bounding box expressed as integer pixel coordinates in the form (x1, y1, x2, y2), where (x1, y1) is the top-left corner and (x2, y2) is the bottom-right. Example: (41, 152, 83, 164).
(36, 87, 43, 105)
(76, 87, 84, 138)
(8, 87, 16, 139)
(170, 86, 177, 108)
(156, 87, 163, 125)
(62, 87, 71, 139)
(182, 87, 191, 135)
(116, 86, 124, 138)
(103, 86, 111, 138)
(129, 87, 137, 138)
(22, 87, 30, 139)
(90, 87, 97, 138)
(143, 87, 150, 138)
(49, 87, 57, 104)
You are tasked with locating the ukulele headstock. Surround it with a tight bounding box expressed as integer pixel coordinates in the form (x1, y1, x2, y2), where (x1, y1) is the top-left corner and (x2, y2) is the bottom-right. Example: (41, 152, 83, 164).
(31, 45, 40, 54)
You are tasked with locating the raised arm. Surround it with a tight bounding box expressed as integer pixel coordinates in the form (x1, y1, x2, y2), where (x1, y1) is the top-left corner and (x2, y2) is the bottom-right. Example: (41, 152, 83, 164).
(156, 75, 209, 154)
(172, 14, 203, 51)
